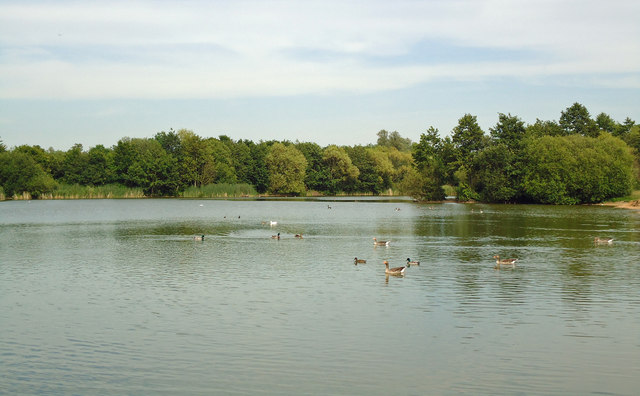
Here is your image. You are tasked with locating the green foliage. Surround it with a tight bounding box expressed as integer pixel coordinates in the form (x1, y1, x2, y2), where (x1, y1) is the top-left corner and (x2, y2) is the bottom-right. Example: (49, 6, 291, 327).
(526, 119, 564, 138)
(376, 130, 412, 152)
(522, 134, 633, 204)
(49, 183, 145, 199)
(471, 144, 519, 202)
(181, 183, 257, 198)
(451, 114, 486, 165)
(265, 143, 307, 195)
(559, 102, 598, 137)
(0, 151, 56, 198)
(322, 145, 360, 194)
(398, 164, 445, 201)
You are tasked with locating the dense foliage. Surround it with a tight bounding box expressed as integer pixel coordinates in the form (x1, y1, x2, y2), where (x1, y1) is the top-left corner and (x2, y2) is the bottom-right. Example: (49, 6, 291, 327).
(0, 103, 637, 204)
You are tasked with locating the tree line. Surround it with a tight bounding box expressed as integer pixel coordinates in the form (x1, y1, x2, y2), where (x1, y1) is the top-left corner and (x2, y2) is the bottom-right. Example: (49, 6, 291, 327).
(1, 103, 638, 204)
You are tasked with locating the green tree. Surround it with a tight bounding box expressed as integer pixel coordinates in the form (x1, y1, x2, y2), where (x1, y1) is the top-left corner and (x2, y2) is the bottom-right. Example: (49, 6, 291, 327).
(559, 102, 598, 137)
(178, 129, 215, 188)
(595, 113, 618, 134)
(264, 142, 307, 195)
(295, 141, 328, 192)
(521, 134, 633, 204)
(525, 119, 564, 138)
(490, 113, 526, 149)
(451, 114, 486, 164)
(377, 130, 412, 151)
(0, 151, 56, 198)
(61, 143, 89, 184)
(86, 145, 114, 185)
(322, 145, 359, 194)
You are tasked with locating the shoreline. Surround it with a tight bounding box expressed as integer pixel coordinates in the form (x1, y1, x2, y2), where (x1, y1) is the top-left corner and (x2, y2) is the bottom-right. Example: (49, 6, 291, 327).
(602, 200, 640, 211)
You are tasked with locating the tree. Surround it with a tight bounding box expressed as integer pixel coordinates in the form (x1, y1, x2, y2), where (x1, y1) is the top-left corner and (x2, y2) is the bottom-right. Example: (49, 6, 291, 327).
(596, 113, 617, 134)
(295, 141, 328, 193)
(559, 102, 598, 137)
(61, 143, 89, 184)
(264, 143, 307, 195)
(525, 119, 564, 138)
(322, 145, 359, 194)
(0, 151, 56, 198)
(490, 113, 526, 150)
(413, 127, 441, 166)
(112, 137, 180, 195)
(377, 130, 412, 151)
(177, 129, 215, 188)
(451, 114, 486, 164)
(86, 145, 115, 185)
(471, 144, 519, 202)
(521, 134, 633, 204)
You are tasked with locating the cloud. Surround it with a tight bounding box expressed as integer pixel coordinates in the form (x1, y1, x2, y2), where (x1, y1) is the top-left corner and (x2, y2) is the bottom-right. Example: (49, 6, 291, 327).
(1, 0, 639, 100)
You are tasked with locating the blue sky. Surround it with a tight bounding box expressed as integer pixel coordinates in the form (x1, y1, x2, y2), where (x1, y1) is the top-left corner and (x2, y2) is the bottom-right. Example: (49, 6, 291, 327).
(1, 0, 639, 151)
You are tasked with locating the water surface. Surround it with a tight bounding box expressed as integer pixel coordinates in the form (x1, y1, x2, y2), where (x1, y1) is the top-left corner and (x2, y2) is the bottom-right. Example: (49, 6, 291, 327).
(1, 199, 639, 395)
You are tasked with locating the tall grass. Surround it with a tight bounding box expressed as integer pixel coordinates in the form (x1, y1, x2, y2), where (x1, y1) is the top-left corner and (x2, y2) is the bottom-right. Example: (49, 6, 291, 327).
(181, 183, 257, 198)
(40, 184, 145, 199)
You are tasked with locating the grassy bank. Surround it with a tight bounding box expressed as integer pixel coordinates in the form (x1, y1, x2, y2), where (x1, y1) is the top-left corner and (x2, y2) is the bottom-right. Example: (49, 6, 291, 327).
(37, 184, 145, 199)
(180, 183, 257, 198)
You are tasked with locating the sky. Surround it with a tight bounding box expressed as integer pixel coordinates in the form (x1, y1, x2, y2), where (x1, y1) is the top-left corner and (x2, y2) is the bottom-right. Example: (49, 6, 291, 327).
(1, 0, 639, 151)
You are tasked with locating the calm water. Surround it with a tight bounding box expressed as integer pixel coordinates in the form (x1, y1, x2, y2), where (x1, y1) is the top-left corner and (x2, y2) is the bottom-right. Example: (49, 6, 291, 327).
(1, 199, 639, 395)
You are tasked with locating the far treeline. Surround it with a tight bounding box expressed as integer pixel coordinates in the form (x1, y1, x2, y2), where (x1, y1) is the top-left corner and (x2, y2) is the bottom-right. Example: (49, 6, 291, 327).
(1, 103, 639, 204)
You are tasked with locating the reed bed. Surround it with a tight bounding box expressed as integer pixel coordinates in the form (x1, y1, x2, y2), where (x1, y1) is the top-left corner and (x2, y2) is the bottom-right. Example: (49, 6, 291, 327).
(39, 184, 146, 199)
(181, 183, 257, 198)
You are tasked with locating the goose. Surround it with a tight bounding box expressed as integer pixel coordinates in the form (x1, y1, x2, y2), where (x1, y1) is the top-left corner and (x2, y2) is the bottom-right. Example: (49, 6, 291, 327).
(193, 235, 205, 241)
(493, 255, 517, 269)
(373, 237, 390, 246)
(406, 258, 420, 266)
(593, 237, 613, 244)
(294, 234, 304, 239)
(271, 232, 280, 240)
(384, 260, 407, 275)
(354, 257, 367, 264)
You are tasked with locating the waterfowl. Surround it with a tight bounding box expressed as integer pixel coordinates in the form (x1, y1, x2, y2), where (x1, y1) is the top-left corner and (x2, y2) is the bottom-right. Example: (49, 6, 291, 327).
(271, 232, 280, 240)
(594, 237, 614, 244)
(406, 258, 420, 266)
(384, 260, 407, 275)
(193, 235, 205, 241)
(493, 255, 517, 269)
(373, 237, 390, 246)
(295, 233, 303, 239)
(354, 257, 367, 264)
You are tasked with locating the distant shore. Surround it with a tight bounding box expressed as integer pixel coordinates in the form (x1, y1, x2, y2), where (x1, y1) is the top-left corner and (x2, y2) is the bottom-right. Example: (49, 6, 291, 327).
(602, 199, 640, 211)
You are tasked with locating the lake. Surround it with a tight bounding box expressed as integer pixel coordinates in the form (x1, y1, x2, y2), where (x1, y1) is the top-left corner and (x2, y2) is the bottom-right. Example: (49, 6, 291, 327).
(1, 198, 639, 395)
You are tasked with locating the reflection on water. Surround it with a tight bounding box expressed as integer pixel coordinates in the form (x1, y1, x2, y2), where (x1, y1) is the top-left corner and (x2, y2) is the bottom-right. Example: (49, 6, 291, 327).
(1, 199, 639, 395)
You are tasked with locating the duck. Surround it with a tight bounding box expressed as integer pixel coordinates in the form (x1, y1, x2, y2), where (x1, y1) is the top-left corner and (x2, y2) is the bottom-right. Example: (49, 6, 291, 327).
(593, 237, 614, 244)
(271, 232, 280, 240)
(373, 237, 391, 246)
(193, 235, 205, 241)
(294, 233, 303, 239)
(493, 255, 517, 269)
(406, 258, 420, 266)
(354, 257, 367, 265)
(384, 260, 407, 275)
